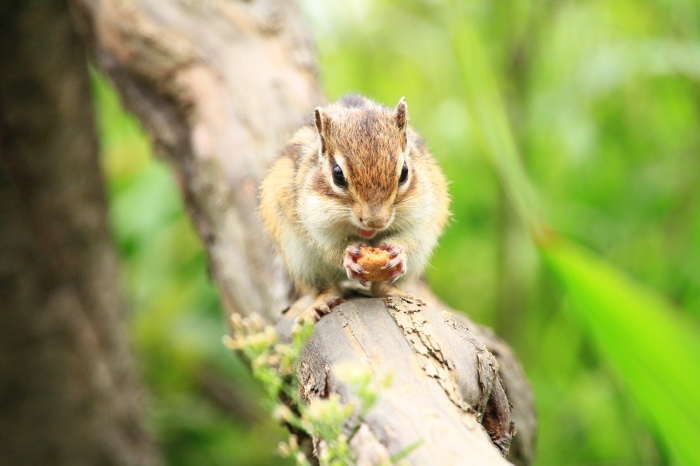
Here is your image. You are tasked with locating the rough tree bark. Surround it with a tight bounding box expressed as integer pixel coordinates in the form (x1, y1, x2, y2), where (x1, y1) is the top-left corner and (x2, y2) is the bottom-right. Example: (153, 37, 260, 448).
(0, 1, 161, 465)
(69, 0, 536, 464)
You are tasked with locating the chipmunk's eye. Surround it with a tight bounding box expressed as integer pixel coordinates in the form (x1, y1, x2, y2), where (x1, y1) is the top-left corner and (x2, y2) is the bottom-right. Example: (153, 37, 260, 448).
(399, 162, 409, 185)
(332, 165, 347, 188)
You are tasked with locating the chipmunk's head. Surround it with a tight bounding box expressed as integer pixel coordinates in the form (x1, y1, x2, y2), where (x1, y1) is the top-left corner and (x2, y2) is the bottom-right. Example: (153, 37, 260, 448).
(312, 97, 415, 240)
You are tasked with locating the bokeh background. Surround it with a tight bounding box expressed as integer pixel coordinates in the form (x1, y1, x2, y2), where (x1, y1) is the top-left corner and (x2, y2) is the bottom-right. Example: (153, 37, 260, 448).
(94, 0, 700, 464)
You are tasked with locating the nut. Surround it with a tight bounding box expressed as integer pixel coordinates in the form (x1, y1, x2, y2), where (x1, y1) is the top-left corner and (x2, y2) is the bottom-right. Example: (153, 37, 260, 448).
(357, 246, 396, 282)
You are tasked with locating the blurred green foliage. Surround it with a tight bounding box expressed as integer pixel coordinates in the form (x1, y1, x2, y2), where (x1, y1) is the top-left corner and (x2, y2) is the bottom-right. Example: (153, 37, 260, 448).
(441, 2, 700, 463)
(95, 0, 700, 464)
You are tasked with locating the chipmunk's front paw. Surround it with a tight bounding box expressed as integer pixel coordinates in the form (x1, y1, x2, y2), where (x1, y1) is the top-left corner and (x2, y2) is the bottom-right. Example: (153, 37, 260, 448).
(344, 243, 368, 287)
(300, 294, 345, 324)
(378, 242, 406, 284)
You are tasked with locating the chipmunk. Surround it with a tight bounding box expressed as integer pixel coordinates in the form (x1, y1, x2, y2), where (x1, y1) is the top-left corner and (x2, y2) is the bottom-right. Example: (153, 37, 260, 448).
(260, 94, 450, 320)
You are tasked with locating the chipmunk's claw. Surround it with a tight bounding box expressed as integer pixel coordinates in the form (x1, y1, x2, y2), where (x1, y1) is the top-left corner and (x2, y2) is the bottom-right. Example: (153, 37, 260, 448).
(345, 244, 369, 287)
(387, 262, 406, 284)
(384, 257, 403, 269)
(378, 243, 407, 282)
(312, 304, 331, 320)
(346, 262, 365, 275)
(346, 243, 366, 257)
(379, 242, 401, 257)
(300, 295, 345, 323)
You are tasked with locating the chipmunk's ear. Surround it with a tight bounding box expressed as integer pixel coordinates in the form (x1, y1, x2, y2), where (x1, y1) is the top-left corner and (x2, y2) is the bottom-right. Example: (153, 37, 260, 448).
(395, 97, 408, 149)
(315, 107, 332, 155)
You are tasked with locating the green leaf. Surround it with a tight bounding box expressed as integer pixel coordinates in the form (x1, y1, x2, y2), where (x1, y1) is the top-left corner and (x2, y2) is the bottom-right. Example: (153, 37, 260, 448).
(541, 238, 700, 465)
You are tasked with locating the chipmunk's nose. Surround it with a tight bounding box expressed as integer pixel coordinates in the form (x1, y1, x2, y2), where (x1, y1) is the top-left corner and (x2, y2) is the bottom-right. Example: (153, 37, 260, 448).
(359, 205, 391, 230)
(363, 217, 387, 229)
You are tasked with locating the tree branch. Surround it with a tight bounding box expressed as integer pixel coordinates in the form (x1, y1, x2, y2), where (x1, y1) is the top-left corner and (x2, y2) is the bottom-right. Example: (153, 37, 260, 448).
(71, 0, 322, 322)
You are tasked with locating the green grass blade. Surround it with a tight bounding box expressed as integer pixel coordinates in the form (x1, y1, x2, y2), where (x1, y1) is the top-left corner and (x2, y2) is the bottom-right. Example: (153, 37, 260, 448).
(541, 238, 700, 465)
(444, 0, 545, 236)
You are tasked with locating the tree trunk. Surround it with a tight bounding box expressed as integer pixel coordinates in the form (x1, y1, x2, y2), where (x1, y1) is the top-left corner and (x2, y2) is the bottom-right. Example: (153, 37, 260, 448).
(0, 1, 161, 464)
(69, 0, 536, 464)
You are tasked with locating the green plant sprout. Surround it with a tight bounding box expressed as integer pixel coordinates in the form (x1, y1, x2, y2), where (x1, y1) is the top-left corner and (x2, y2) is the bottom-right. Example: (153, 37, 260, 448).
(224, 314, 397, 466)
